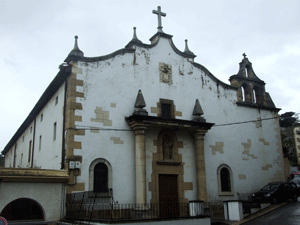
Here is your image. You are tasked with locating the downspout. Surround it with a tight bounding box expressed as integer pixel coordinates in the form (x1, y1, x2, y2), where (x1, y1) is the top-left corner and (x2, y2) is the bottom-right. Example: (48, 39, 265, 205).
(61, 78, 68, 169)
(31, 118, 36, 168)
(13, 144, 17, 168)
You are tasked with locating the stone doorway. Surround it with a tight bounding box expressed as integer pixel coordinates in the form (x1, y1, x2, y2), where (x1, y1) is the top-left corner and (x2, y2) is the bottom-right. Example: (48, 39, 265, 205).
(159, 174, 179, 218)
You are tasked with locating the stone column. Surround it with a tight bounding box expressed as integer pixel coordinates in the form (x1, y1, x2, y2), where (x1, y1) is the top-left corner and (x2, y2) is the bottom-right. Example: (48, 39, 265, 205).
(134, 126, 147, 204)
(193, 130, 207, 201)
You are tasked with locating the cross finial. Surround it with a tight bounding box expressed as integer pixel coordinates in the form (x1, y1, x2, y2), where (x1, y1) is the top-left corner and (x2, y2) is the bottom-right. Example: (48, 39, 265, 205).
(152, 6, 166, 33)
(243, 53, 247, 58)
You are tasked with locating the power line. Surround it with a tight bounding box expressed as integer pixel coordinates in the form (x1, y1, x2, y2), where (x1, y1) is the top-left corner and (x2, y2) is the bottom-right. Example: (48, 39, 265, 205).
(67, 116, 281, 131)
(67, 126, 132, 131)
(213, 116, 280, 127)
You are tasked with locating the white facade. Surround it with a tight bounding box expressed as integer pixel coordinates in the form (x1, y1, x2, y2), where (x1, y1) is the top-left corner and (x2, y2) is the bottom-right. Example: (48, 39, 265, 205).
(1, 23, 287, 221)
(67, 34, 285, 202)
(0, 182, 65, 221)
(4, 84, 65, 170)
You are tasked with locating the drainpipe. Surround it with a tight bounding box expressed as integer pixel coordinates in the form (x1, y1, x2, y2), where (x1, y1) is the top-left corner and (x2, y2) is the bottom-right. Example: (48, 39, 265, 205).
(13, 144, 17, 168)
(61, 77, 68, 169)
(60, 64, 71, 169)
(31, 118, 36, 168)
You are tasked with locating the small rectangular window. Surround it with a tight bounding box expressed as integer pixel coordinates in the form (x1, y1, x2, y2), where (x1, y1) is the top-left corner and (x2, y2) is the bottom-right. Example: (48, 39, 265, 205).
(41, 114, 43, 122)
(39, 135, 42, 151)
(55, 96, 58, 105)
(53, 122, 57, 140)
(161, 103, 171, 119)
(30, 126, 32, 133)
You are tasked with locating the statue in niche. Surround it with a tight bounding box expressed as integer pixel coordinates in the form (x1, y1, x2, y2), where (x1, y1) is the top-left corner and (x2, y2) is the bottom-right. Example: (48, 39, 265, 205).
(162, 134, 173, 160)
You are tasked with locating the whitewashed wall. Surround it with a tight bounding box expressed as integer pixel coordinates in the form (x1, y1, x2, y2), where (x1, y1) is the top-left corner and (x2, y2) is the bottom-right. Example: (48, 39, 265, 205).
(71, 36, 283, 202)
(4, 84, 65, 170)
(33, 83, 65, 170)
(0, 182, 65, 221)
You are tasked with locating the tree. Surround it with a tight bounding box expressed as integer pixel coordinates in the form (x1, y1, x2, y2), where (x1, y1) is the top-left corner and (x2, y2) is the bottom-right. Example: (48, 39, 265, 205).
(280, 112, 299, 166)
(280, 112, 298, 128)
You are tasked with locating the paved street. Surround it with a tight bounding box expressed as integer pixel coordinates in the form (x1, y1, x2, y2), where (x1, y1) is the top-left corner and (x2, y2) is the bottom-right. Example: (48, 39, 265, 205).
(243, 200, 300, 225)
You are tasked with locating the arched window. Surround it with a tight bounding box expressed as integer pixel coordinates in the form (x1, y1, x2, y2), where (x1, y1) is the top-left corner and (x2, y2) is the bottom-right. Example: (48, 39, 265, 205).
(89, 159, 112, 193)
(245, 65, 251, 78)
(241, 86, 245, 101)
(94, 163, 108, 192)
(253, 89, 257, 103)
(253, 86, 262, 104)
(162, 134, 173, 160)
(220, 168, 231, 192)
(217, 164, 234, 196)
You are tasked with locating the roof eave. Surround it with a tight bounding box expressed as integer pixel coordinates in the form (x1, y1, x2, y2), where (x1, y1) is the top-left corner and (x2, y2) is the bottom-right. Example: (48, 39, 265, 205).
(2, 66, 72, 155)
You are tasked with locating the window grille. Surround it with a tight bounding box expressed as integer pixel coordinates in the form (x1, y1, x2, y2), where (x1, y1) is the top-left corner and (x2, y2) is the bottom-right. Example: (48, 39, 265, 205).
(161, 103, 171, 119)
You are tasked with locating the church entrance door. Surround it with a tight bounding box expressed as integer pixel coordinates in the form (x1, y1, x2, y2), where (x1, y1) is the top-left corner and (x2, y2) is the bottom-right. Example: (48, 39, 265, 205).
(158, 174, 179, 218)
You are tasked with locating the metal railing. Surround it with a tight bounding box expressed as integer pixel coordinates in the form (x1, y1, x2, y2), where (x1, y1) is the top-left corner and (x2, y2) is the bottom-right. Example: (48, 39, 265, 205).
(242, 201, 261, 214)
(203, 200, 224, 221)
(65, 191, 209, 222)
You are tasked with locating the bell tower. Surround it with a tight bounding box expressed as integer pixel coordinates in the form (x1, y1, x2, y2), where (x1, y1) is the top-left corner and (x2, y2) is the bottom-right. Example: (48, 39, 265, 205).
(229, 54, 277, 110)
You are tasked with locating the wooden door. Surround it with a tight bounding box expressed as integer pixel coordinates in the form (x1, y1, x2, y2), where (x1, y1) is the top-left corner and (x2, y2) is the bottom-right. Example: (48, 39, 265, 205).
(159, 174, 179, 218)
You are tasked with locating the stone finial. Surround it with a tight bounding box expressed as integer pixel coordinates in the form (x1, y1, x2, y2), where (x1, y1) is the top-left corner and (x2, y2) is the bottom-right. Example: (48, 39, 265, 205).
(184, 39, 195, 55)
(152, 6, 166, 33)
(243, 53, 247, 59)
(192, 99, 206, 122)
(68, 35, 84, 57)
(133, 90, 148, 116)
(193, 99, 204, 116)
(131, 27, 142, 44)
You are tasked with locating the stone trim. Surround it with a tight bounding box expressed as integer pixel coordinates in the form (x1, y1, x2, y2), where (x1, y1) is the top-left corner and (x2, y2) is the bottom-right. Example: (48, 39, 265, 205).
(261, 164, 272, 171)
(65, 63, 85, 193)
(253, 117, 262, 128)
(151, 99, 182, 119)
(209, 142, 224, 155)
(149, 130, 192, 207)
(192, 130, 208, 201)
(242, 139, 258, 159)
(217, 164, 234, 196)
(110, 137, 124, 144)
(91, 107, 112, 126)
(89, 158, 112, 192)
(0, 168, 69, 183)
(67, 183, 85, 193)
(239, 175, 246, 180)
(259, 138, 270, 145)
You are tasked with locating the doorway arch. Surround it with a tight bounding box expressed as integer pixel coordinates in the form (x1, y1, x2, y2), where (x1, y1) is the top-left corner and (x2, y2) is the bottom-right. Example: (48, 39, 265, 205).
(1, 198, 44, 221)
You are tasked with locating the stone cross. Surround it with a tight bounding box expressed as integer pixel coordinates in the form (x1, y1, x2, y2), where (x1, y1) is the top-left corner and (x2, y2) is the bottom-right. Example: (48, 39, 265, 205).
(243, 53, 247, 58)
(152, 6, 166, 33)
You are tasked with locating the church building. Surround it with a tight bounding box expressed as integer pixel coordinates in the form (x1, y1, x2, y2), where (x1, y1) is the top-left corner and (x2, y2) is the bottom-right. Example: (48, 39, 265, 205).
(1, 6, 288, 221)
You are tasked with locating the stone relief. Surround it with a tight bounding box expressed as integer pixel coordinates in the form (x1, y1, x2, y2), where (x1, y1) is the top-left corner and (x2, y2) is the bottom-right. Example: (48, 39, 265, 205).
(159, 62, 172, 84)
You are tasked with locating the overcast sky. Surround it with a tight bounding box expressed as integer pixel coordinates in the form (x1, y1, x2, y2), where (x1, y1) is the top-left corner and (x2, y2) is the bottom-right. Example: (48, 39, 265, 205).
(1, 0, 300, 150)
